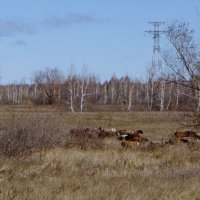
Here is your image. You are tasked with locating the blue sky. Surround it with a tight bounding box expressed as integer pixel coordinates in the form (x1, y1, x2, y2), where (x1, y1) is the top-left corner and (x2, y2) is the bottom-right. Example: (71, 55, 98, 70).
(0, 0, 199, 83)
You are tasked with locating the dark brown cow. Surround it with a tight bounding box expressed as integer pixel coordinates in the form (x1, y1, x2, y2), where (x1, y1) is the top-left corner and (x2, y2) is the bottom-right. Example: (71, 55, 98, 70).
(118, 130, 144, 141)
(119, 134, 148, 143)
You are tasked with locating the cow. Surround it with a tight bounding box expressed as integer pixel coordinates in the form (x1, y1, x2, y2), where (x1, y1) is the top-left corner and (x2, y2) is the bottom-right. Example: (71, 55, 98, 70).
(117, 130, 144, 141)
(132, 136, 149, 143)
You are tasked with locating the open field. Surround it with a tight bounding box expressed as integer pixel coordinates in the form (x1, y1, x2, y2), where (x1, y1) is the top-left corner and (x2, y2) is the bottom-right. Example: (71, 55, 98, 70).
(0, 106, 200, 200)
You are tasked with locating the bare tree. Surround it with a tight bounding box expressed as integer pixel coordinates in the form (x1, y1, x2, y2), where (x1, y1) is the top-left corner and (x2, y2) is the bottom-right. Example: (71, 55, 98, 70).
(108, 75, 118, 104)
(164, 21, 200, 110)
(90, 75, 101, 103)
(34, 68, 63, 105)
(119, 76, 135, 111)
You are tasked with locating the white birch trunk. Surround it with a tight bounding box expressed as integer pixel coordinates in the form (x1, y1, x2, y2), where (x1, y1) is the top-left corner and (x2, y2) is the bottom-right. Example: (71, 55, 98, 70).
(160, 80, 165, 112)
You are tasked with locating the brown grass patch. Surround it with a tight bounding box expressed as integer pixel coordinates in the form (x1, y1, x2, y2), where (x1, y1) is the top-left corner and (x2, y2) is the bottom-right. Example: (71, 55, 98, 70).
(0, 146, 200, 200)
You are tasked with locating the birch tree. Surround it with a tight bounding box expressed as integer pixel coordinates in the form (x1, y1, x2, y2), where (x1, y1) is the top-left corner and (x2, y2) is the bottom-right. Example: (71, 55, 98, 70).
(78, 69, 91, 112)
(64, 74, 78, 112)
(164, 21, 200, 110)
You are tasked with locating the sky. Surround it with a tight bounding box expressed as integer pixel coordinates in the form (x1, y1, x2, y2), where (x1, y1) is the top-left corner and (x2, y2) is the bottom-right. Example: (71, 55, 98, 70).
(0, 0, 200, 84)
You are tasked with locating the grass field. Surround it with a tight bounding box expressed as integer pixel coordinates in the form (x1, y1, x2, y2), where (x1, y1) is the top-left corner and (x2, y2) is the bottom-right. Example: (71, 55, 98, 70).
(0, 106, 200, 200)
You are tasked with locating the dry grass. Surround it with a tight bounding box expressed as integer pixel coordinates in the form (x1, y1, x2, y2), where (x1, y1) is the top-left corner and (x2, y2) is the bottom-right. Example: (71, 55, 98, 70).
(0, 106, 199, 200)
(1, 146, 200, 200)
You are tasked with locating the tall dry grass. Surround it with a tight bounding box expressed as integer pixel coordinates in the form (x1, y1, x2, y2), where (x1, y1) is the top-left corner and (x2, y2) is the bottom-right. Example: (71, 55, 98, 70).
(1, 145, 200, 200)
(0, 107, 199, 199)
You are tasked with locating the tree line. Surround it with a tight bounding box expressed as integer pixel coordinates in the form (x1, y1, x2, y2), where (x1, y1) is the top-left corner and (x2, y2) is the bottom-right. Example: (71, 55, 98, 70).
(0, 69, 196, 112)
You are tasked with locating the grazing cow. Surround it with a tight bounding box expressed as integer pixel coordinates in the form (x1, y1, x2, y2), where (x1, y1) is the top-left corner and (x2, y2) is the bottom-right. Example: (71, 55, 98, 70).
(121, 141, 140, 148)
(117, 130, 144, 141)
(132, 136, 149, 143)
(118, 134, 148, 143)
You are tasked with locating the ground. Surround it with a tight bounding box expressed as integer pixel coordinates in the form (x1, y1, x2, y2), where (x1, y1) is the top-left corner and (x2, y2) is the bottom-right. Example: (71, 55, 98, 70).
(0, 106, 200, 200)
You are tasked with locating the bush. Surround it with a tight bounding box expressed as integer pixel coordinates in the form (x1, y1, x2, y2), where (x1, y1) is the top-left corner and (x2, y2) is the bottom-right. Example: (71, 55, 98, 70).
(0, 109, 70, 157)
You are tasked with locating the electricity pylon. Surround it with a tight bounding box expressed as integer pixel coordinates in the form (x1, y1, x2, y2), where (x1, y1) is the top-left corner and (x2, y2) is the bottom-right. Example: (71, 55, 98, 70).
(146, 21, 167, 111)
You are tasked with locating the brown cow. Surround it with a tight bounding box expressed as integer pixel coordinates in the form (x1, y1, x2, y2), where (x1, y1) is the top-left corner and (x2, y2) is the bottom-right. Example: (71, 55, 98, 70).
(118, 130, 144, 141)
(132, 136, 149, 143)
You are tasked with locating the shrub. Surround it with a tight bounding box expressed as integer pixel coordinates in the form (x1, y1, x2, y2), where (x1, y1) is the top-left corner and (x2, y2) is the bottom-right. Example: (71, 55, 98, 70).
(0, 109, 69, 157)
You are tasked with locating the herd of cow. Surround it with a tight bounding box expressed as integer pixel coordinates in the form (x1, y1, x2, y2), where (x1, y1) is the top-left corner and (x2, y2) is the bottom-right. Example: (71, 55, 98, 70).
(70, 127, 200, 148)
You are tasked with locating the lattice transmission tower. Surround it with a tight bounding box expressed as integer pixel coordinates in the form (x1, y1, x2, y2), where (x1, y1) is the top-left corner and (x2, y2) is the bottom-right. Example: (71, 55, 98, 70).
(145, 21, 166, 73)
(145, 22, 167, 111)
